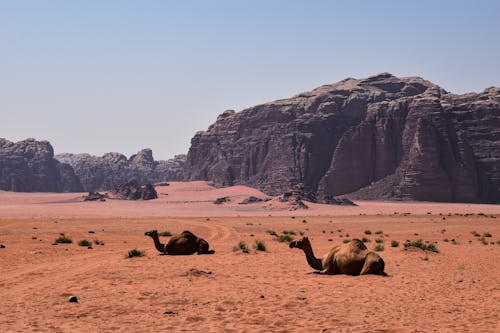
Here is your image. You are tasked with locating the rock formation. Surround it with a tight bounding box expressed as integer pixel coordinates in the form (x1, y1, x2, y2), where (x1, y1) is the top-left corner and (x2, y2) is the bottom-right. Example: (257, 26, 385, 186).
(185, 73, 500, 203)
(0, 138, 82, 192)
(56, 150, 186, 191)
(111, 180, 158, 200)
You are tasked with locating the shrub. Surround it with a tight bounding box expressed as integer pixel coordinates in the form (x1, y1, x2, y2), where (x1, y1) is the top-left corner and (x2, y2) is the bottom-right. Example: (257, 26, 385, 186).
(471, 231, 480, 237)
(77, 239, 91, 247)
(282, 230, 296, 235)
(127, 249, 145, 258)
(94, 239, 105, 246)
(253, 240, 267, 252)
(55, 235, 72, 244)
(483, 232, 492, 238)
(276, 235, 294, 243)
(374, 244, 384, 252)
(364, 230, 372, 235)
(158, 231, 172, 237)
(443, 238, 449, 242)
(375, 238, 384, 244)
(342, 239, 350, 244)
(375, 230, 383, 235)
(391, 240, 399, 247)
(361, 237, 370, 243)
(233, 241, 249, 253)
(404, 239, 439, 253)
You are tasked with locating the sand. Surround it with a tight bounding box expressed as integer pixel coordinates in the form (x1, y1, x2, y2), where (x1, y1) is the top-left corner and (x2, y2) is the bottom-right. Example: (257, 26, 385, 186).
(0, 181, 499, 332)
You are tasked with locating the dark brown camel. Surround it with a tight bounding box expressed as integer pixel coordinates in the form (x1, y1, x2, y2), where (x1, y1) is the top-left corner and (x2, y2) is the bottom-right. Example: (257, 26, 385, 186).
(289, 237, 386, 275)
(144, 230, 215, 255)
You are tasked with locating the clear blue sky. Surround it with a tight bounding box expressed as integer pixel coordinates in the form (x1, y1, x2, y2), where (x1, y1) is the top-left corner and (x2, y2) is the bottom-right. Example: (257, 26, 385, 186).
(1, 0, 499, 159)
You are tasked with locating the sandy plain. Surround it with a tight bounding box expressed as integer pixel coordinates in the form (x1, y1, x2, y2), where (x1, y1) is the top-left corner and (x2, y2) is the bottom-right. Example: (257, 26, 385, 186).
(0, 181, 499, 332)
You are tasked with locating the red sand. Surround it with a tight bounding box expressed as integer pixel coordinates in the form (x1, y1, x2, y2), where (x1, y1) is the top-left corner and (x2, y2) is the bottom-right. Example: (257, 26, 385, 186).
(0, 181, 499, 332)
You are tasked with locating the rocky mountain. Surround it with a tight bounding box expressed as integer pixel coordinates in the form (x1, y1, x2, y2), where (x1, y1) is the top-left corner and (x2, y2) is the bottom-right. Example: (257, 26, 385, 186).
(185, 73, 500, 203)
(0, 138, 82, 192)
(56, 150, 186, 191)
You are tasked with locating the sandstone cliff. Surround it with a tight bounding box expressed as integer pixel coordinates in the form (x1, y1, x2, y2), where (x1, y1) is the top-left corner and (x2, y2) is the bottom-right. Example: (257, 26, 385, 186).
(0, 138, 82, 192)
(56, 150, 185, 191)
(185, 73, 500, 203)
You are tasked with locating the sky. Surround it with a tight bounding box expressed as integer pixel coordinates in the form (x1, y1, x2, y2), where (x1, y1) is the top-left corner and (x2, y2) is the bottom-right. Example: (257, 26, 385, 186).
(1, 0, 499, 160)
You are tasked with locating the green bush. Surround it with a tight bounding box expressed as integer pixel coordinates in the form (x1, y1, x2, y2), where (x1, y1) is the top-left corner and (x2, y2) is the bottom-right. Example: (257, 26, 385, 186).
(404, 239, 439, 253)
(233, 241, 249, 253)
(364, 230, 372, 235)
(374, 244, 384, 252)
(391, 240, 399, 247)
(55, 235, 72, 244)
(253, 240, 267, 252)
(77, 239, 91, 247)
(375, 238, 384, 244)
(127, 249, 145, 258)
(276, 235, 294, 243)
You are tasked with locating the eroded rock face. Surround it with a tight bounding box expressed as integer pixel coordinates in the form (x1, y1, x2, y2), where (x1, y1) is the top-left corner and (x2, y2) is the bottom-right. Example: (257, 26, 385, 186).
(185, 73, 500, 203)
(0, 138, 82, 192)
(111, 180, 158, 200)
(56, 151, 186, 191)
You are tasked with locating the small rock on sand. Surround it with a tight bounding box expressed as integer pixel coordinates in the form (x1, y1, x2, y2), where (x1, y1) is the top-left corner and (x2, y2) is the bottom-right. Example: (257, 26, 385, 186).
(68, 296, 78, 303)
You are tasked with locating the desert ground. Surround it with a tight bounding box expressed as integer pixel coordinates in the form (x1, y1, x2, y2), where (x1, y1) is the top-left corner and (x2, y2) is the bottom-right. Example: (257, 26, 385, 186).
(0, 182, 499, 332)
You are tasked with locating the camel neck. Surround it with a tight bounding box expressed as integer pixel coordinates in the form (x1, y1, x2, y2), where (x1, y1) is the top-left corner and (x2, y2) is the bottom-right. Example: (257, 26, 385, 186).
(303, 241, 323, 271)
(151, 234, 165, 253)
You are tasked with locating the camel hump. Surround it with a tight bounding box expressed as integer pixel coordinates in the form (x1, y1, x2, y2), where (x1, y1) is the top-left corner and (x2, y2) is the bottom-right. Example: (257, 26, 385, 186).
(180, 230, 198, 239)
(350, 239, 367, 250)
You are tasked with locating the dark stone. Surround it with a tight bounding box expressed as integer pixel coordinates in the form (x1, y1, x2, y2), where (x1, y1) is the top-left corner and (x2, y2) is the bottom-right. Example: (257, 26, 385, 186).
(239, 196, 265, 204)
(111, 180, 158, 200)
(0, 138, 82, 192)
(83, 192, 107, 202)
(68, 296, 78, 303)
(56, 150, 186, 192)
(213, 197, 230, 205)
(185, 74, 500, 203)
(0, 244, 5, 248)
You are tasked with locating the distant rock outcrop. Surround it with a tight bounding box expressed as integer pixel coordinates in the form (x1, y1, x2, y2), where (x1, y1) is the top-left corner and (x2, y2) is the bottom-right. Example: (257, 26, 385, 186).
(111, 180, 158, 200)
(0, 138, 82, 192)
(56, 151, 186, 191)
(185, 73, 500, 203)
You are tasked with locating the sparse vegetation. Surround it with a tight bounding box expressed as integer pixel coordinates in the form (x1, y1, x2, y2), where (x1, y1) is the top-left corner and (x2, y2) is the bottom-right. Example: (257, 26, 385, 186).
(404, 239, 439, 253)
(479, 237, 488, 245)
(443, 238, 449, 242)
(375, 230, 383, 235)
(276, 234, 294, 243)
(364, 230, 372, 235)
(253, 240, 267, 252)
(282, 230, 296, 235)
(127, 249, 145, 258)
(374, 244, 384, 252)
(391, 240, 399, 247)
(471, 230, 480, 237)
(375, 238, 384, 244)
(158, 231, 172, 237)
(483, 232, 492, 238)
(94, 239, 105, 246)
(77, 239, 91, 247)
(55, 235, 72, 244)
(233, 241, 249, 253)
(342, 239, 350, 244)
(440, 229, 446, 234)
(361, 237, 370, 243)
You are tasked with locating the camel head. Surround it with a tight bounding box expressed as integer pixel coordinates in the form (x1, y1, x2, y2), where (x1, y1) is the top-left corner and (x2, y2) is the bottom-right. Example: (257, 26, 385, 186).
(144, 230, 158, 238)
(289, 236, 310, 249)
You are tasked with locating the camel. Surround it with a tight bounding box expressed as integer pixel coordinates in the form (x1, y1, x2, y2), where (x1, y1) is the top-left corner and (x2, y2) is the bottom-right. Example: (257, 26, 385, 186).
(144, 230, 215, 255)
(289, 237, 386, 275)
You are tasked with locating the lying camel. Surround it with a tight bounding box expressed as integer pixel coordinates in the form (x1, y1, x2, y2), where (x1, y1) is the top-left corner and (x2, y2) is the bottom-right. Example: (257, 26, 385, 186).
(289, 237, 386, 275)
(144, 230, 215, 255)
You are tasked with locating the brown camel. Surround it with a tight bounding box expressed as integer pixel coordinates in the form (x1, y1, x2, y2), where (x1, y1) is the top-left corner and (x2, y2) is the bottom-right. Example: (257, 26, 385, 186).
(289, 237, 386, 275)
(144, 230, 215, 255)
